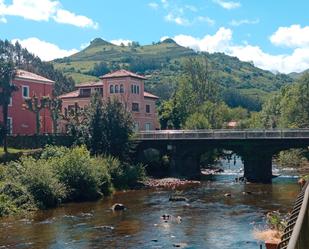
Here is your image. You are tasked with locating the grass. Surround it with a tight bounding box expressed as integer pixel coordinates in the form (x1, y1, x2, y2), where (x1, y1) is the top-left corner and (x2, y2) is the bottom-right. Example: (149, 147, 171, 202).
(0, 147, 27, 155)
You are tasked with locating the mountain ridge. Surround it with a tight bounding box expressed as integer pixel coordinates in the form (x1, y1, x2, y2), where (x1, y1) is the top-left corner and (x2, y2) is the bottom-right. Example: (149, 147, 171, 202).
(53, 37, 294, 107)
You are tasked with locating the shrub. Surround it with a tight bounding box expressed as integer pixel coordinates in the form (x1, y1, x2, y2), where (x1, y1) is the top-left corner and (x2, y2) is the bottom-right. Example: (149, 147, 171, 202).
(91, 157, 113, 195)
(51, 146, 101, 201)
(18, 157, 67, 208)
(40, 145, 69, 159)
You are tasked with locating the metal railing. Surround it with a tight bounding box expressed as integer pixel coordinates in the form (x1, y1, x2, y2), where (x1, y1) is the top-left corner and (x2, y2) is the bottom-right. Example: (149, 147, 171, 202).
(277, 181, 309, 249)
(136, 129, 309, 140)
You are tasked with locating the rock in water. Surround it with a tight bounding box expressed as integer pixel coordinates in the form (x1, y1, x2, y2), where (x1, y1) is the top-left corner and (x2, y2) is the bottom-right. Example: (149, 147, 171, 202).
(169, 196, 189, 202)
(111, 203, 126, 211)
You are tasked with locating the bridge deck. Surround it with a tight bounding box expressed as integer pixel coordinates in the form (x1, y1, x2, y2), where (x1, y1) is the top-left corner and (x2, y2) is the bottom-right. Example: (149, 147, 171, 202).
(136, 129, 309, 140)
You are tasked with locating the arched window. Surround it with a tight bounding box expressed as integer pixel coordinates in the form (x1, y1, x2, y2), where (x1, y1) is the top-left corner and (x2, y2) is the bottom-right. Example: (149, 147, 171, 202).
(110, 85, 114, 93)
(115, 85, 119, 93)
(120, 84, 124, 93)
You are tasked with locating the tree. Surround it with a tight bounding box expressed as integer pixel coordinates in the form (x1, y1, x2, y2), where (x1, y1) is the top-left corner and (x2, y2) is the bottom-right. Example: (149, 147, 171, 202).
(87, 93, 104, 155)
(0, 39, 75, 96)
(23, 95, 49, 134)
(0, 59, 17, 153)
(61, 102, 87, 144)
(46, 97, 62, 134)
(100, 98, 134, 158)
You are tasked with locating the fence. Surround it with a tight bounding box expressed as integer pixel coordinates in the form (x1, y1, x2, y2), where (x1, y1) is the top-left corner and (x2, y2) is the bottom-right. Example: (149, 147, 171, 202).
(277, 181, 309, 249)
(137, 129, 309, 140)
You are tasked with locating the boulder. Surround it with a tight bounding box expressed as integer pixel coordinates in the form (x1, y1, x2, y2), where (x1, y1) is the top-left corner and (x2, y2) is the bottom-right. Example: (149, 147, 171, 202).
(111, 203, 126, 211)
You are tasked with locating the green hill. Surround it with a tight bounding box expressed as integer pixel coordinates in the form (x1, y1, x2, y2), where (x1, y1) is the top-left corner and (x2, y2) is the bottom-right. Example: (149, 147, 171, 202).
(288, 69, 309, 79)
(53, 38, 293, 109)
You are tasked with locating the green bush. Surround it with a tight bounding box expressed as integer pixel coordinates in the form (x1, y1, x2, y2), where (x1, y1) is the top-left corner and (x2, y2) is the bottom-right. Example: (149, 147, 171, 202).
(51, 146, 101, 201)
(0, 145, 147, 217)
(19, 157, 67, 208)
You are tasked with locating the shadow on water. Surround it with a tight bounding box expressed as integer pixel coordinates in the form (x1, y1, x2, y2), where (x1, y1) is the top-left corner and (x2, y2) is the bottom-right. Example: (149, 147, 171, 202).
(0, 172, 300, 248)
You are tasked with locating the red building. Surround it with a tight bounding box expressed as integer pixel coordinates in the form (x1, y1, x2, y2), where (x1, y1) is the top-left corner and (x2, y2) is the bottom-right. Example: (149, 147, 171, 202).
(0, 69, 54, 135)
(59, 70, 159, 131)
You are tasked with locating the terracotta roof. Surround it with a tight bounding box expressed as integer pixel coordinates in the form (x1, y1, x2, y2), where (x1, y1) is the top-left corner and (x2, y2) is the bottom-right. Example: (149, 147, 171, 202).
(144, 91, 159, 99)
(58, 90, 80, 99)
(76, 81, 102, 88)
(100, 69, 146, 80)
(15, 69, 54, 84)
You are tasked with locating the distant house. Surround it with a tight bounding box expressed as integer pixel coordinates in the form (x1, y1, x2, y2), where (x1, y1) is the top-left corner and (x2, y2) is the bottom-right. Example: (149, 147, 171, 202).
(59, 69, 159, 131)
(0, 69, 54, 135)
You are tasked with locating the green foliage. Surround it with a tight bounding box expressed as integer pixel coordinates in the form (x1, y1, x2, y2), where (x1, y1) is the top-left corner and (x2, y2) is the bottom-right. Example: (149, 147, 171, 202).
(275, 149, 307, 168)
(0, 39, 75, 96)
(0, 145, 146, 217)
(266, 211, 287, 232)
(53, 38, 293, 103)
(50, 146, 101, 201)
(70, 95, 134, 158)
(0, 58, 18, 153)
(258, 73, 309, 128)
(15, 157, 66, 208)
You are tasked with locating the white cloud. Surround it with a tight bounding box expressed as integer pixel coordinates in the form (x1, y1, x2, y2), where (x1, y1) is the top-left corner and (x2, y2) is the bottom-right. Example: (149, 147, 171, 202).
(12, 37, 78, 61)
(0, 0, 98, 29)
(0, 16, 6, 23)
(165, 12, 189, 26)
(53, 9, 98, 29)
(110, 39, 132, 46)
(270, 25, 309, 48)
(173, 27, 232, 52)
(148, 2, 159, 10)
(168, 27, 309, 73)
(196, 16, 215, 26)
(213, 0, 241, 10)
(229, 18, 259, 26)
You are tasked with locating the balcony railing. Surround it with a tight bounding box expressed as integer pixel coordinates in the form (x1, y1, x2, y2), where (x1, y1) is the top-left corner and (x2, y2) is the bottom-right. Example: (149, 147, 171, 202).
(136, 129, 309, 140)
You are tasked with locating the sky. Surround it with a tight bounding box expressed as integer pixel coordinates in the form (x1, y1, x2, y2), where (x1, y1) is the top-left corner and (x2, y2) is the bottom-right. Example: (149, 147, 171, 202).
(0, 0, 309, 74)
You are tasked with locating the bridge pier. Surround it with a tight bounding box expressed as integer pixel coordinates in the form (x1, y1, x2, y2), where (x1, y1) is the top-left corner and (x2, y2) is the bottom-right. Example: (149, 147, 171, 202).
(241, 149, 273, 183)
(168, 144, 201, 180)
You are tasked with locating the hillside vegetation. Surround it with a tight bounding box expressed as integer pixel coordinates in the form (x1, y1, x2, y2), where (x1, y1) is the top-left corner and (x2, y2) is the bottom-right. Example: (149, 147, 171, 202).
(54, 38, 293, 109)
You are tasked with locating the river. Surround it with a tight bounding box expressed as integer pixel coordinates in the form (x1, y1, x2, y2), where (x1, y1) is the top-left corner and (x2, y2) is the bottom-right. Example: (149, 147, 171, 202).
(0, 158, 300, 249)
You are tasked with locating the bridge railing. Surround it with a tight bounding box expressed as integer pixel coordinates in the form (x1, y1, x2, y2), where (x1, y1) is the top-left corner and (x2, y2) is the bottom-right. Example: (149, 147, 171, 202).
(136, 129, 309, 140)
(277, 181, 309, 249)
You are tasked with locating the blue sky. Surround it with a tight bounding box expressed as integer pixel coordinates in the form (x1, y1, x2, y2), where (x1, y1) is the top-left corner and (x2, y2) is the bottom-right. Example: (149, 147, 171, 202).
(0, 0, 309, 73)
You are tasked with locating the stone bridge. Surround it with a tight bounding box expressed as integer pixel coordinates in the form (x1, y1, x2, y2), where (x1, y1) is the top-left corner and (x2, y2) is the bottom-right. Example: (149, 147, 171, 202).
(134, 129, 309, 183)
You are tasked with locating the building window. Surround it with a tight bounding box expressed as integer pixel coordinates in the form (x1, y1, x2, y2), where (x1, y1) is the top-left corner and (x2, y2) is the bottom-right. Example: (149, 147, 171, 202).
(131, 85, 134, 93)
(110, 85, 114, 93)
(22, 85, 29, 98)
(133, 85, 137, 94)
(132, 102, 139, 112)
(120, 84, 124, 93)
(80, 88, 91, 97)
(146, 104, 150, 113)
(8, 97, 12, 107)
(115, 85, 119, 93)
(94, 87, 103, 95)
(145, 123, 151, 131)
(7, 117, 12, 134)
(137, 85, 140, 94)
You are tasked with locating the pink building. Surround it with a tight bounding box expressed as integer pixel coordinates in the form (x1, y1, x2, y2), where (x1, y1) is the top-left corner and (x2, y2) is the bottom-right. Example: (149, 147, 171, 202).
(0, 70, 54, 135)
(59, 70, 159, 131)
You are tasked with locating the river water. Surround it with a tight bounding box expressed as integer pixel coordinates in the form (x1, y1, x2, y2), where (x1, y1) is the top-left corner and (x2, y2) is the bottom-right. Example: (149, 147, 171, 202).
(0, 158, 300, 249)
